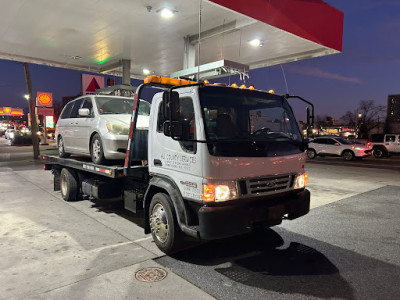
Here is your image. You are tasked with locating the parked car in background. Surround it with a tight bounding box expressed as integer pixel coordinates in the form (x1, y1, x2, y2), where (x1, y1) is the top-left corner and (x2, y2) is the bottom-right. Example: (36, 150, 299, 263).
(367, 134, 400, 158)
(5, 129, 15, 140)
(307, 136, 371, 161)
(56, 95, 150, 164)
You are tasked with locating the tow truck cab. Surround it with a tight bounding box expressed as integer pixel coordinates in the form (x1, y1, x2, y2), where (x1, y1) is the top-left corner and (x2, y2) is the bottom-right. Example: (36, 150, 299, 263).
(139, 79, 310, 252)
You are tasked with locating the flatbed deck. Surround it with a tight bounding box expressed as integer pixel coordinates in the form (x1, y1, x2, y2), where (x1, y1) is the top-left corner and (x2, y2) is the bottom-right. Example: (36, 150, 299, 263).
(41, 155, 147, 179)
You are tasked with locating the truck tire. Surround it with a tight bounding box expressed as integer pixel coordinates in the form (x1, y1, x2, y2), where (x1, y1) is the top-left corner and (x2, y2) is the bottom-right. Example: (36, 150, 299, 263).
(58, 136, 70, 158)
(91, 134, 106, 165)
(149, 193, 184, 254)
(372, 147, 386, 158)
(342, 150, 355, 161)
(60, 168, 79, 201)
(306, 149, 317, 159)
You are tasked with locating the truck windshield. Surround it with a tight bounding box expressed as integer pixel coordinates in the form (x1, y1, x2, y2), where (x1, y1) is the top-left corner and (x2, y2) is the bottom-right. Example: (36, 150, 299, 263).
(199, 86, 302, 157)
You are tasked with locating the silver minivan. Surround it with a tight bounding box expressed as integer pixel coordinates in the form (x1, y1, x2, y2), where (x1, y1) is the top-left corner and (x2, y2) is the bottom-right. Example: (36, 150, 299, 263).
(56, 95, 150, 164)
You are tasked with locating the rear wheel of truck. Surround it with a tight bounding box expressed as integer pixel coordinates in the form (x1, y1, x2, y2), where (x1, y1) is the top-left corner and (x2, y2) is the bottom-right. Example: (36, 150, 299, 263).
(372, 147, 386, 158)
(60, 168, 79, 201)
(149, 193, 183, 254)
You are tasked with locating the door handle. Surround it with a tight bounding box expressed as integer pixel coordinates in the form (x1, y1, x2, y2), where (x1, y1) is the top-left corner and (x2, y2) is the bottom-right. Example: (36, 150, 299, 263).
(154, 159, 162, 166)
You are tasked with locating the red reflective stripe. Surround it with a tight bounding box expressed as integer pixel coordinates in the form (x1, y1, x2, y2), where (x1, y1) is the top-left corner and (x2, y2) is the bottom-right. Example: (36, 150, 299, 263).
(133, 93, 138, 110)
(128, 121, 134, 139)
(124, 149, 130, 167)
(99, 168, 105, 173)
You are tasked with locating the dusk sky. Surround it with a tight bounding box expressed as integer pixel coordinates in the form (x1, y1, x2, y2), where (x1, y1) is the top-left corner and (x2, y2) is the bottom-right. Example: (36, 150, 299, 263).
(0, 0, 399, 121)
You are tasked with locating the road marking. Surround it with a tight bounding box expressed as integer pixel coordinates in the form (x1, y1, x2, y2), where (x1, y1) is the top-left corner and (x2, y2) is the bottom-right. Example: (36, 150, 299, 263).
(134, 236, 153, 243)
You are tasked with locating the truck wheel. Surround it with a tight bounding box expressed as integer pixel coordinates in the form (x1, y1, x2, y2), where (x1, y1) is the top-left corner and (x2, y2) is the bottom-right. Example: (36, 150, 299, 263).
(372, 147, 386, 158)
(342, 150, 354, 161)
(58, 136, 70, 158)
(306, 149, 317, 159)
(91, 134, 106, 165)
(60, 168, 79, 201)
(149, 193, 183, 254)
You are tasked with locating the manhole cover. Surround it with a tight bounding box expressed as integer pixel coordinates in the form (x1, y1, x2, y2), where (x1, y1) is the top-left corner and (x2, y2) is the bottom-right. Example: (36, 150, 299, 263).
(135, 267, 167, 282)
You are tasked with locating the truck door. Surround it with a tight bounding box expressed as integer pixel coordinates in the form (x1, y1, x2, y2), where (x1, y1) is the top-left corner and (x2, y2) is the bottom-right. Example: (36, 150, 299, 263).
(149, 92, 203, 201)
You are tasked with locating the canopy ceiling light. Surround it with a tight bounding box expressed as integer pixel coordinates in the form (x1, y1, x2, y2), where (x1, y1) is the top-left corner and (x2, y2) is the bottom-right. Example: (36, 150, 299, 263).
(159, 8, 177, 19)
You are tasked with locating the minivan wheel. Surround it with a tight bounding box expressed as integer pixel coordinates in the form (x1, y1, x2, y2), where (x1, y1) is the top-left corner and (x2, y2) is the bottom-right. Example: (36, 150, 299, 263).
(58, 136, 70, 158)
(342, 150, 354, 161)
(91, 134, 106, 165)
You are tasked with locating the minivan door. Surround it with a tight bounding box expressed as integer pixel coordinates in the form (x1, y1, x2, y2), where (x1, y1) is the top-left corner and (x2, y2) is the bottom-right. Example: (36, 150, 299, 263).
(67, 98, 84, 151)
(75, 97, 95, 154)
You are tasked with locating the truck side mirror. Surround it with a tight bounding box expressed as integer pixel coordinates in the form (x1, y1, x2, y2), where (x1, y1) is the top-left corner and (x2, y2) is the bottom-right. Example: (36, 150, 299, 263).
(163, 121, 183, 139)
(299, 141, 308, 152)
(162, 91, 180, 121)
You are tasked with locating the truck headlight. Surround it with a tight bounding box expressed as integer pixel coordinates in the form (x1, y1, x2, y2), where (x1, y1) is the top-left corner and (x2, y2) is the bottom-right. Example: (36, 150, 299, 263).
(202, 181, 238, 202)
(294, 173, 308, 189)
(106, 122, 129, 135)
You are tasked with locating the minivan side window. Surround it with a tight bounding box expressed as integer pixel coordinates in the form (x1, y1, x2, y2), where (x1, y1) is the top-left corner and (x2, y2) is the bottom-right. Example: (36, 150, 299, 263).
(70, 99, 84, 118)
(81, 98, 94, 117)
(60, 101, 74, 119)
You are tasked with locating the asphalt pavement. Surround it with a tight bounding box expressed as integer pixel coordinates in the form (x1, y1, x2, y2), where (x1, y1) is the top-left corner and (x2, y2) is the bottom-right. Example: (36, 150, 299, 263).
(1, 136, 400, 299)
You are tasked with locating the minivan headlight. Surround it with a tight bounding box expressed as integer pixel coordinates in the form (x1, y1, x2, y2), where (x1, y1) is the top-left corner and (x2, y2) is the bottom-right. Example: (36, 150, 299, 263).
(106, 122, 129, 135)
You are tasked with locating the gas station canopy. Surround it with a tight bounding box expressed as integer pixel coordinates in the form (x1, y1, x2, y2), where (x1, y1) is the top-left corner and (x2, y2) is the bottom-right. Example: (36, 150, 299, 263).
(0, 0, 343, 79)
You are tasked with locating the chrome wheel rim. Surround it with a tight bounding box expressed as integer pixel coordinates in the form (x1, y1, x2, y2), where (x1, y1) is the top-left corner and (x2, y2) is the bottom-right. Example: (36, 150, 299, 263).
(92, 139, 101, 160)
(60, 172, 67, 197)
(150, 203, 168, 243)
(307, 150, 315, 159)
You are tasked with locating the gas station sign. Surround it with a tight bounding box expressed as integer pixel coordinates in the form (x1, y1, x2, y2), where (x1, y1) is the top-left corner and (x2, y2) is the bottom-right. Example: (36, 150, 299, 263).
(0, 107, 23, 116)
(36, 92, 53, 107)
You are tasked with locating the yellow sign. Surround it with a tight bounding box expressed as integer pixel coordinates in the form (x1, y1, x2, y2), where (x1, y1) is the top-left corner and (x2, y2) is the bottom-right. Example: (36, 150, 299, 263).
(36, 92, 53, 107)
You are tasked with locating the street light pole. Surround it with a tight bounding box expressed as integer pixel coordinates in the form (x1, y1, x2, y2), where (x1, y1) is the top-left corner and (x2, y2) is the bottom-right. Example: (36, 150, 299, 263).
(23, 63, 40, 159)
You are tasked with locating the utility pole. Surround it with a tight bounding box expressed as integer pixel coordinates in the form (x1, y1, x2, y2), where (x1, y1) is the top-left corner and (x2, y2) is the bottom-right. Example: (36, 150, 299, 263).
(23, 63, 40, 159)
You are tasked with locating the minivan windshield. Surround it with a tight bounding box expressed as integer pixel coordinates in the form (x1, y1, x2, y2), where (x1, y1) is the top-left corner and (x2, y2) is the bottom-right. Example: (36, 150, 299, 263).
(95, 97, 150, 115)
(199, 86, 302, 157)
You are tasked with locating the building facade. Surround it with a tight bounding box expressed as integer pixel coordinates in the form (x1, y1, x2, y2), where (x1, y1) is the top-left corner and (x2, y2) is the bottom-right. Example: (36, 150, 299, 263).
(387, 94, 400, 133)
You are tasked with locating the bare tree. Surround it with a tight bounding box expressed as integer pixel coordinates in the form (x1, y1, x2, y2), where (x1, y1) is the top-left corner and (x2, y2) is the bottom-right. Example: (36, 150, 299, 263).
(340, 100, 385, 139)
(358, 100, 385, 138)
(340, 111, 356, 127)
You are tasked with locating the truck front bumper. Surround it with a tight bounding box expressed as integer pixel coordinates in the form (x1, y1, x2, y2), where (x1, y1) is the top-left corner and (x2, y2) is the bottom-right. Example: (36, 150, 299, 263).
(198, 189, 310, 240)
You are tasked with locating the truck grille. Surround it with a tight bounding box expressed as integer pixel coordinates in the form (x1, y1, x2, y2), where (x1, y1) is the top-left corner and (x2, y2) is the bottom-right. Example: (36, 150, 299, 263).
(239, 174, 295, 196)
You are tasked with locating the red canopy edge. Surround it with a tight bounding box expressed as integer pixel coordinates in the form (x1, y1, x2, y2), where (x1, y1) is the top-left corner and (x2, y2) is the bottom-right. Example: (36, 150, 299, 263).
(209, 0, 344, 52)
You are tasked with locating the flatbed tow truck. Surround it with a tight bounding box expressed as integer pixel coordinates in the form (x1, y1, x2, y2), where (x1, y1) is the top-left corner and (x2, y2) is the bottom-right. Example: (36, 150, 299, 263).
(42, 75, 313, 254)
